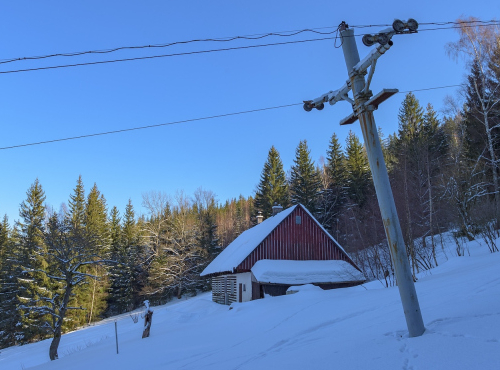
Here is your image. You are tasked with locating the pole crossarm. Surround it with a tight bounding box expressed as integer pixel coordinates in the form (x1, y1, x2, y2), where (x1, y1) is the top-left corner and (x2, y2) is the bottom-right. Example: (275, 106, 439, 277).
(340, 88, 399, 126)
(303, 36, 394, 113)
(352, 39, 393, 77)
(303, 83, 351, 111)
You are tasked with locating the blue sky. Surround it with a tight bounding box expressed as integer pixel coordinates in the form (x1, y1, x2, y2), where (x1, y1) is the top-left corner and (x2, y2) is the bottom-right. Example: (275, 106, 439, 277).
(1, 1, 499, 222)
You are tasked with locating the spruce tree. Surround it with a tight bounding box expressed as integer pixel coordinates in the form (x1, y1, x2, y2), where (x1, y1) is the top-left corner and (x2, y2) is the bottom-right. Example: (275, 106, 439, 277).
(421, 103, 447, 264)
(64, 177, 87, 329)
(326, 133, 347, 190)
(0, 215, 23, 348)
(254, 146, 289, 219)
(15, 179, 53, 341)
(289, 140, 322, 214)
(395, 94, 435, 273)
(83, 184, 110, 323)
(319, 133, 348, 231)
(107, 206, 125, 314)
(67, 175, 85, 229)
(122, 200, 143, 307)
(85, 185, 110, 250)
(194, 189, 220, 291)
(108, 200, 140, 314)
(344, 132, 371, 207)
(398, 92, 425, 141)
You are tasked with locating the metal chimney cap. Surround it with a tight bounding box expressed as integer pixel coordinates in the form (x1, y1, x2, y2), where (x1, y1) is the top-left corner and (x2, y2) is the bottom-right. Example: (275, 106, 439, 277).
(272, 204, 283, 216)
(256, 211, 264, 224)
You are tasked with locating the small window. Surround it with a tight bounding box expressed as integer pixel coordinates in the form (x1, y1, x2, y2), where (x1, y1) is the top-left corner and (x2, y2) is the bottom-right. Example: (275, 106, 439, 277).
(296, 216, 302, 224)
(243, 284, 246, 292)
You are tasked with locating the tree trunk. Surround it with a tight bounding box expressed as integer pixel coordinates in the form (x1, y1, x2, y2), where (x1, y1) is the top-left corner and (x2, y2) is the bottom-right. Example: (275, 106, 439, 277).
(49, 331, 62, 361)
(88, 266, 97, 324)
(177, 283, 182, 299)
(49, 281, 73, 361)
(403, 157, 417, 275)
(483, 111, 500, 226)
(427, 163, 438, 267)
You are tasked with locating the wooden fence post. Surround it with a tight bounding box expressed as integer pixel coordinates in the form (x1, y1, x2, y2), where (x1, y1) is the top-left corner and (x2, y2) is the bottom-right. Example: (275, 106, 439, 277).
(142, 300, 153, 338)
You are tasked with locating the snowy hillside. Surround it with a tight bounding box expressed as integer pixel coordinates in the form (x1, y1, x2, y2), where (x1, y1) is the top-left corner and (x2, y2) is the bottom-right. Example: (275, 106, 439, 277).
(1, 236, 499, 370)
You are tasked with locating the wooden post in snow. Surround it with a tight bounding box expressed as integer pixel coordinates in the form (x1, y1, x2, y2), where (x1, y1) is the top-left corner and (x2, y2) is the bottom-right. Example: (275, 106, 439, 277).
(142, 300, 153, 338)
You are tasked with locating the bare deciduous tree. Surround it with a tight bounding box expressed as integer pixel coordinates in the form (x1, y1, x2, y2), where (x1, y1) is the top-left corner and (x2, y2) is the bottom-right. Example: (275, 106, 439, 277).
(447, 17, 500, 220)
(20, 214, 114, 361)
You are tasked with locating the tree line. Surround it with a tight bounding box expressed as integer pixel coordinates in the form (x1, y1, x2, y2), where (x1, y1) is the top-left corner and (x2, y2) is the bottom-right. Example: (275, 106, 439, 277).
(0, 178, 255, 355)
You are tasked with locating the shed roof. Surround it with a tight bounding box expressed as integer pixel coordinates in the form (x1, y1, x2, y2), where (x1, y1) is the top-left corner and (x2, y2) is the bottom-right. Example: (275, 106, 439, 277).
(251, 259, 365, 285)
(201, 204, 351, 277)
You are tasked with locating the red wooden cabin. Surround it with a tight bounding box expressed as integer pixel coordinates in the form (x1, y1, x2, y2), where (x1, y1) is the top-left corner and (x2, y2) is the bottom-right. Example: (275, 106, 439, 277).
(201, 204, 365, 305)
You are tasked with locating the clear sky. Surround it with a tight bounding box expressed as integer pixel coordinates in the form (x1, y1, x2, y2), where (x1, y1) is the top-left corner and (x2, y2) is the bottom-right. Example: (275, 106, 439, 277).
(1, 1, 499, 222)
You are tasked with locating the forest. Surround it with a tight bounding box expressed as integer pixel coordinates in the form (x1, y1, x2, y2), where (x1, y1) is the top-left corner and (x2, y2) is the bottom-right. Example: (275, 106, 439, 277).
(1, 18, 499, 353)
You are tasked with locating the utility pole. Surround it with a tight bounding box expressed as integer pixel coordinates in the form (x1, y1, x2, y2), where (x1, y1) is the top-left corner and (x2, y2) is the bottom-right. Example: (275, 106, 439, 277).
(304, 19, 425, 337)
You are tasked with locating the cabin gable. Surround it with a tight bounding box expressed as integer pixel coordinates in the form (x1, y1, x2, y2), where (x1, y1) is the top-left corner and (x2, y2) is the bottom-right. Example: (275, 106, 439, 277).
(235, 206, 353, 272)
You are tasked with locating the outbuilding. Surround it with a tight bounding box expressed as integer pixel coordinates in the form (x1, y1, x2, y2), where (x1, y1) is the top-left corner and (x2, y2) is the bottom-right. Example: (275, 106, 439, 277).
(201, 204, 365, 305)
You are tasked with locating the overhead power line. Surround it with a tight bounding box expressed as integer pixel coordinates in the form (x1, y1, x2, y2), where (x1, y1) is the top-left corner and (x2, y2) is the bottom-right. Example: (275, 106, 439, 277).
(1, 18, 497, 68)
(399, 84, 462, 93)
(0, 37, 335, 75)
(0, 84, 464, 151)
(0, 103, 301, 150)
(2, 21, 499, 76)
(0, 27, 339, 65)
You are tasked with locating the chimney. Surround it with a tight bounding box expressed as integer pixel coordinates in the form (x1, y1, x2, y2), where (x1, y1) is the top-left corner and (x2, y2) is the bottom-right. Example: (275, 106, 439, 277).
(272, 203, 283, 216)
(256, 211, 264, 224)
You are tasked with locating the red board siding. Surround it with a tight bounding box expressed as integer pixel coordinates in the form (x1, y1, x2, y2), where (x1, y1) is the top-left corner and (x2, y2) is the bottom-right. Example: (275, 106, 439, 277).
(236, 206, 356, 272)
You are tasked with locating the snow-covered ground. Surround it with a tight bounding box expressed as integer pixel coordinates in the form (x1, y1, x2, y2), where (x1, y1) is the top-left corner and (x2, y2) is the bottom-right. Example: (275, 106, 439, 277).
(1, 235, 499, 370)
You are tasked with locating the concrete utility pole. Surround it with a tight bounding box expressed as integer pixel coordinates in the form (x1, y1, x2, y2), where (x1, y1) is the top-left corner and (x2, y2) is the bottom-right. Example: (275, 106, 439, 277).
(304, 19, 425, 337)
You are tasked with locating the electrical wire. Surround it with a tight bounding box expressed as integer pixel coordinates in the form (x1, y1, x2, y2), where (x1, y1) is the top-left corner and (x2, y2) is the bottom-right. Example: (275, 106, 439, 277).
(0, 103, 301, 150)
(0, 84, 465, 151)
(1, 19, 497, 67)
(399, 84, 463, 93)
(2, 21, 499, 76)
(0, 37, 335, 75)
(0, 27, 339, 65)
(419, 20, 499, 26)
(418, 22, 500, 33)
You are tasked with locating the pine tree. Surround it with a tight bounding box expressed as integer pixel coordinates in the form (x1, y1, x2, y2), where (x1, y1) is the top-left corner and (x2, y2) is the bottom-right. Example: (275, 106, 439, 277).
(254, 146, 289, 219)
(344, 131, 371, 207)
(289, 140, 322, 214)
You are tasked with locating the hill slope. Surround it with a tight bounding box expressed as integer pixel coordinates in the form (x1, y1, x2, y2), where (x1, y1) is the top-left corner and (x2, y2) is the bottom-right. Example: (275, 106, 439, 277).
(1, 237, 500, 370)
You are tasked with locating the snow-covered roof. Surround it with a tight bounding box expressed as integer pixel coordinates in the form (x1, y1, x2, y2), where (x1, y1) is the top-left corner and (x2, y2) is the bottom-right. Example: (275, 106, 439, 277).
(201, 205, 298, 276)
(251, 259, 365, 285)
